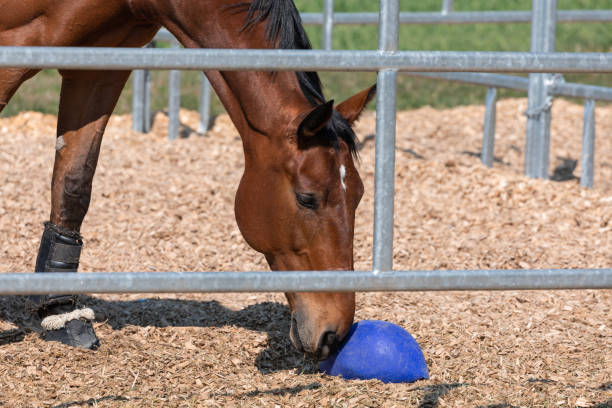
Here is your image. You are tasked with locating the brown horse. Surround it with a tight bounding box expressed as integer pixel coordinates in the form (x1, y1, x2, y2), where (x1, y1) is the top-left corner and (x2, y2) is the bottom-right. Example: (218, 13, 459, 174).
(0, 0, 374, 360)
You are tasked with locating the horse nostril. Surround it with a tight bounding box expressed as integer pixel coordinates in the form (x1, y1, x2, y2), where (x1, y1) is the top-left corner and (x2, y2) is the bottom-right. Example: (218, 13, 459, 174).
(317, 330, 338, 360)
(324, 331, 337, 346)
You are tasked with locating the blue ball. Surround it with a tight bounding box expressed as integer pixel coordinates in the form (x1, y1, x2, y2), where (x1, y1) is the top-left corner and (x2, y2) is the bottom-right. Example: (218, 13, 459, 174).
(320, 320, 429, 383)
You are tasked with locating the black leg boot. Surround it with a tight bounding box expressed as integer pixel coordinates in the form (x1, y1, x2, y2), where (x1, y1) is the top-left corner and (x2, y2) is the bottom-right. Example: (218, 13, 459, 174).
(28, 222, 100, 350)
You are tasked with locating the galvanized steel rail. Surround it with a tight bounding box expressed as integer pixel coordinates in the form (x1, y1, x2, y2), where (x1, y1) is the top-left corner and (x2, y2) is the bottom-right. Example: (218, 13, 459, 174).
(2, 47, 612, 73)
(299, 10, 612, 25)
(525, 0, 557, 179)
(372, 0, 400, 273)
(1, 270, 611, 295)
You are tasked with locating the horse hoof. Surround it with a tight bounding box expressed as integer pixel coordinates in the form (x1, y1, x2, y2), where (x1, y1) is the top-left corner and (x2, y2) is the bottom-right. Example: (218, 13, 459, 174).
(43, 319, 100, 350)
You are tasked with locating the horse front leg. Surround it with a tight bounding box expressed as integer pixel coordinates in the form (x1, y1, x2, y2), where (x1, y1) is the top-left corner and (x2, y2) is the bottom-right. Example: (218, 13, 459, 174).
(30, 69, 131, 350)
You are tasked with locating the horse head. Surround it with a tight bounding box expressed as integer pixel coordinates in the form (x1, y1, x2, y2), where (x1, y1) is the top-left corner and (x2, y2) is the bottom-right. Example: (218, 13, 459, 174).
(234, 85, 375, 360)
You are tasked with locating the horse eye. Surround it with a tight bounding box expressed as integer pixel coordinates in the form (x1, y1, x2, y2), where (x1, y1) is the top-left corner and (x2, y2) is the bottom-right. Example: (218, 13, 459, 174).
(295, 193, 319, 210)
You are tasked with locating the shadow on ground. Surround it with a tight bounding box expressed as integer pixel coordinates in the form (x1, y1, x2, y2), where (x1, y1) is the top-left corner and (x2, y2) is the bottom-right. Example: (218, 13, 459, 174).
(50, 395, 133, 408)
(0, 295, 318, 374)
(409, 383, 467, 408)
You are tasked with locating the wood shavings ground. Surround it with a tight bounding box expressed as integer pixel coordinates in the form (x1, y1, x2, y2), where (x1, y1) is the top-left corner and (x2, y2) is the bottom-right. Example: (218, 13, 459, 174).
(1, 99, 610, 407)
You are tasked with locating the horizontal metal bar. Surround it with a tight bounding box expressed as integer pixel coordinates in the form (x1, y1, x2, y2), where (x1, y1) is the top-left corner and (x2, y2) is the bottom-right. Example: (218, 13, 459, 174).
(299, 10, 612, 25)
(408, 72, 529, 90)
(0, 269, 610, 295)
(1, 47, 612, 73)
(406, 72, 612, 102)
(553, 80, 612, 102)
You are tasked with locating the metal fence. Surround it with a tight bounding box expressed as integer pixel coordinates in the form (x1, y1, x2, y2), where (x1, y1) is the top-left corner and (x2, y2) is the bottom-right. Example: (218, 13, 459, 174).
(1, 0, 612, 294)
(136, 0, 612, 189)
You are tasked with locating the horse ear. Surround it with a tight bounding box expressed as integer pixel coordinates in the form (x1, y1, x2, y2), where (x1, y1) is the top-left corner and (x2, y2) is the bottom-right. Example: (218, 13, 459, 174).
(298, 100, 334, 139)
(335, 84, 376, 126)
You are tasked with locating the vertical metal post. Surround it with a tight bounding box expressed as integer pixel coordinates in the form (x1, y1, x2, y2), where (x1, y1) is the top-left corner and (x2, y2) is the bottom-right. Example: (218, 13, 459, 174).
(441, 0, 454, 14)
(132, 69, 145, 132)
(481, 87, 497, 168)
(198, 73, 212, 134)
(168, 42, 181, 140)
(525, 0, 557, 178)
(323, 0, 334, 50)
(373, 0, 400, 273)
(143, 42, 155, 133)
(133, 42, 155, 133)
(580, 99, 596, 188)
(143, 68, 152, 133)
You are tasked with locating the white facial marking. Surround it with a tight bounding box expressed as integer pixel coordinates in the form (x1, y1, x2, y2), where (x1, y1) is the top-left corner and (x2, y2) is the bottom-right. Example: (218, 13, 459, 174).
(340, 165, 347, 191)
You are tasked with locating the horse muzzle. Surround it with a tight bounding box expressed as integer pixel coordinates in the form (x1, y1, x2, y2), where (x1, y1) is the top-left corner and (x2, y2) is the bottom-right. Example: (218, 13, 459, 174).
(289, 313, 342, 361)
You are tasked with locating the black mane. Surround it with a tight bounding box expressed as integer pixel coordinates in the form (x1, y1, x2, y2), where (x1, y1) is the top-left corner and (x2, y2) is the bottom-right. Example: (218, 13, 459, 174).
(229, 0, 359, 156)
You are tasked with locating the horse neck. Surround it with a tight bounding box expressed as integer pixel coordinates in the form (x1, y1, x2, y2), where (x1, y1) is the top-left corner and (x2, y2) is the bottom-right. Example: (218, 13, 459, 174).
(145, 0, 312, 147)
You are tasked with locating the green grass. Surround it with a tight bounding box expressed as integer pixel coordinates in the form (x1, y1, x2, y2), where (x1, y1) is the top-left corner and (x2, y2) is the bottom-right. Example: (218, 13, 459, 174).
(2, 0, 612, 118)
